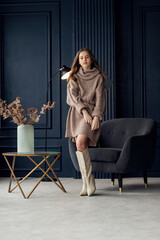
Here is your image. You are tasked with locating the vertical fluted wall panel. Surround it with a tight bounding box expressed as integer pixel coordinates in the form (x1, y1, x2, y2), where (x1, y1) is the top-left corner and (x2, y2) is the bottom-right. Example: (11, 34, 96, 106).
(73, 0, 115, 178)
(73, 0, 115, 120)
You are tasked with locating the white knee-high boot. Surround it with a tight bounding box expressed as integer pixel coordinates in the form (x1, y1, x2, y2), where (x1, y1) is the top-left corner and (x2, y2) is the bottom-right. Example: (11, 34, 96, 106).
(76, 151, 88, 196)
(76, 148, 96, 197)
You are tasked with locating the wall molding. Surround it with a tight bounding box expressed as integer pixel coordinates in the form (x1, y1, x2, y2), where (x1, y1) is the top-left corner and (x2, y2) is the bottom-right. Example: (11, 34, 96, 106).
(141, 7, 160, 127)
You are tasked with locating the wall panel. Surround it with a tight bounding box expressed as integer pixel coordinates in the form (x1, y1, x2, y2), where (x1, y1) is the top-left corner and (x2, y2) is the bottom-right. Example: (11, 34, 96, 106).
(133, 0, 160, 175)
(73, 0, 115, 120)
(0, 2, 62, 176)
(0, 3, 60, 135)
(116, 0, 160, 176)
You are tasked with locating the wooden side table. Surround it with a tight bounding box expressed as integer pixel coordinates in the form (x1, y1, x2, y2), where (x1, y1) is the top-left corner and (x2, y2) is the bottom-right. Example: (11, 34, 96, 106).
(3, 152, 66, 199)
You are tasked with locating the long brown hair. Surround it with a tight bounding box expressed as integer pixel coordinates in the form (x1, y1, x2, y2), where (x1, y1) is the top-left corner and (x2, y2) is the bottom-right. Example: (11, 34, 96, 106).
(67, 48, 107, 83)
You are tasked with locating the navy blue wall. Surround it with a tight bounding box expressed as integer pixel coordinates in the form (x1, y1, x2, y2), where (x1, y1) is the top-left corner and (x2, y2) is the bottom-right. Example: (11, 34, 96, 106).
(0, 0, 160, 178)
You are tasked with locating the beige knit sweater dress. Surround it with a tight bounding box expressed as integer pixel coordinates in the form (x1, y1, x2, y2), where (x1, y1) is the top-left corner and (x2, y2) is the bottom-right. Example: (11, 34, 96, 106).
(65, 67, 106, 146)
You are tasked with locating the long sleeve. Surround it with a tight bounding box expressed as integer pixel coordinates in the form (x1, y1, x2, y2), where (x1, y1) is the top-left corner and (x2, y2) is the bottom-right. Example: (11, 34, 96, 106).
(66, 79, 86, 114)
(91, 76, 106, 120)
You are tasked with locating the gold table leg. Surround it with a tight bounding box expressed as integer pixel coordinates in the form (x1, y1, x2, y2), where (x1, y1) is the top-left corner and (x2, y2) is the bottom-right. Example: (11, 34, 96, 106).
(26, 154, 66, 198)
(3, 155, 27, 199)
(8, 156, 16, 192)
(45, 156, 66, 193)
(9, 157, 47, 193)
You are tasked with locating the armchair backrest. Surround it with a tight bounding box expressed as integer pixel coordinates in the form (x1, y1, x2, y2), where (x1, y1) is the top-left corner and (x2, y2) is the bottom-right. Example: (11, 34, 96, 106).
(99, 118, 156, 148)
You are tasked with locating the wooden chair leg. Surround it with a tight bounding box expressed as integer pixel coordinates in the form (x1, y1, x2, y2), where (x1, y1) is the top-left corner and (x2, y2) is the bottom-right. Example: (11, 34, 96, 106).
(118, 174, 123, 192)
(143, 170, 148, 188)
(111, 173, 115, 186)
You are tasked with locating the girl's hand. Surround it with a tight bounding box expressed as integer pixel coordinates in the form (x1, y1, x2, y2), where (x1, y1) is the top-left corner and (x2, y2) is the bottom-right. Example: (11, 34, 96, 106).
(82, 109, 92, 125)
(91, 116, 100, 130)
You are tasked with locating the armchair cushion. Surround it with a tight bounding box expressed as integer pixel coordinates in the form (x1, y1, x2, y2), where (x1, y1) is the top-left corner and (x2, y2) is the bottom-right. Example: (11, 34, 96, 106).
(89, 148, 121, 163)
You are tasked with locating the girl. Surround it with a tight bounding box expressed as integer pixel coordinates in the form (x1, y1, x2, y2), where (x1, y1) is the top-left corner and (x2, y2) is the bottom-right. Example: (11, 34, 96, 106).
(65, 48, 107, 196)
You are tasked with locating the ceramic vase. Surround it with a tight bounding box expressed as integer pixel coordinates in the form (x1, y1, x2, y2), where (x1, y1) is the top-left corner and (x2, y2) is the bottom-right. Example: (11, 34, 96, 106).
(17, 124, 34, 153)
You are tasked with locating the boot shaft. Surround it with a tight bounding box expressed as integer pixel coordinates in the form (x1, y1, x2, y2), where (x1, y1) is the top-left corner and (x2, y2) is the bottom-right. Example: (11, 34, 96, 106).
(76, 148, 96, 196)
(76, 148, 92, 176)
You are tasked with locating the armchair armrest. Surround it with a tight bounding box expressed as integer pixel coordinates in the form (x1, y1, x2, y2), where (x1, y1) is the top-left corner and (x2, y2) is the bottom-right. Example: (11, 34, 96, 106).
(116, 133, 156, 173)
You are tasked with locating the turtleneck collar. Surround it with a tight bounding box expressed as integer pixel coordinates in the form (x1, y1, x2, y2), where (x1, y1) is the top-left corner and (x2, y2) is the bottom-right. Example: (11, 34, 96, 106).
(76, 67, 99, 81)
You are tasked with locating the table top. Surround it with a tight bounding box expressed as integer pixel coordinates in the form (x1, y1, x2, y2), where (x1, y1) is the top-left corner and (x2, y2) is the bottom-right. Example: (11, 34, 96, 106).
(2, 152, 61, 157)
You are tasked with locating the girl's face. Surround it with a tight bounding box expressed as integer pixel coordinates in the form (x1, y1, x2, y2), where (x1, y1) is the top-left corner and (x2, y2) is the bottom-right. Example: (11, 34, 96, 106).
(79, 51, 92, 70)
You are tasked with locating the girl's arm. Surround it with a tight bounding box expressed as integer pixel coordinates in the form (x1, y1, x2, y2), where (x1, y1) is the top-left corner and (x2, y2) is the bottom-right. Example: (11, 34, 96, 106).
(82, 108, 92, 125)
(66, 79, 86, 114)
(91, 76, 106, 120)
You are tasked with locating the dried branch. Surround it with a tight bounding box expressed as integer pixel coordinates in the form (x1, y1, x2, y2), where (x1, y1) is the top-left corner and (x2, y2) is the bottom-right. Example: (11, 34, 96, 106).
(0, 97, 56, 126)
(40, 101, 56, 114)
